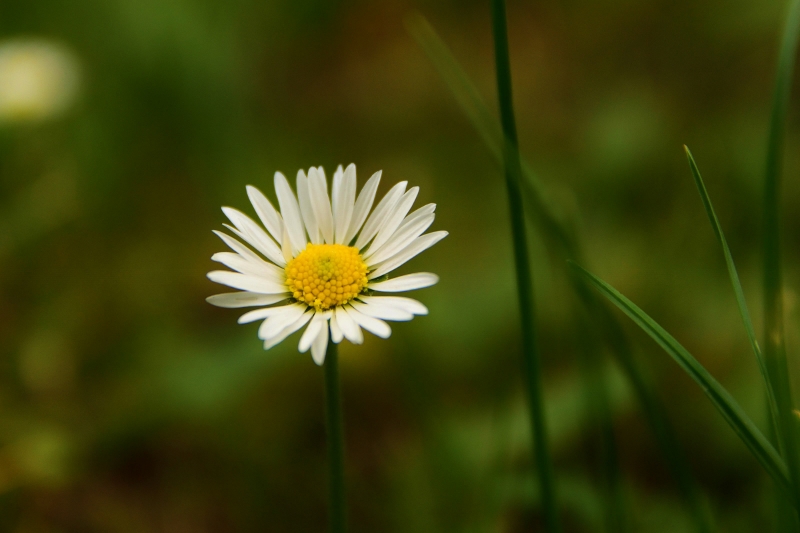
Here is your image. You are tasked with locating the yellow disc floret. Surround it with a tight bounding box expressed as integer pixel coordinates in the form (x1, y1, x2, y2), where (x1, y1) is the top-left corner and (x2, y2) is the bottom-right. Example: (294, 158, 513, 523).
(285, 243, 369, 310)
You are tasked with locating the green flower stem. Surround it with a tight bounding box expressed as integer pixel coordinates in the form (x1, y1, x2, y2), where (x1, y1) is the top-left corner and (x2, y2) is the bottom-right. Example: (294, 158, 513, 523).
(490, 0, 559, 530)
(324, 340, 346, 533)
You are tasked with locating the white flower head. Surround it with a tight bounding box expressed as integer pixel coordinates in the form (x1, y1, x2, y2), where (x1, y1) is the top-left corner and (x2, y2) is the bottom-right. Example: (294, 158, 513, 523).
(207, 164, 447, 365)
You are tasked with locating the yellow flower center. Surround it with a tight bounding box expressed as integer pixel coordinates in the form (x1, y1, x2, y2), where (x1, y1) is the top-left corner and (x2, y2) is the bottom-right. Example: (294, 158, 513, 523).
(285, 243, 369, 311)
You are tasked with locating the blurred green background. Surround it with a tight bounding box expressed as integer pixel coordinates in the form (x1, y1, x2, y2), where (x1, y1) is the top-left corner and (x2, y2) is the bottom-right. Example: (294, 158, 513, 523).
(1, 0, 800, 531)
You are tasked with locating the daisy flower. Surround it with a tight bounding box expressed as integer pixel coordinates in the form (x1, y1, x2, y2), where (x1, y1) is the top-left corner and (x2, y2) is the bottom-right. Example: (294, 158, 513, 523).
(207, 164, 447, 365)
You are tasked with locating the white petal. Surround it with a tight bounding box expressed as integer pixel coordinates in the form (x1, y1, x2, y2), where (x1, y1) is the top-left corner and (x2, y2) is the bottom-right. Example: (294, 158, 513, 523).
(222, 207, 286, 266)
(333, 164, 356, 244)
(367, 273, 439, 292)
(258, 303, 307, 340)
(344, 305, 391, 339)
(391, 203, 436, 238)
(213, 230, 263, 264)
(264, 309, 314, 350)
(330, 312, 344, 343)
(281, 224, 293, 264)
(364, 213, 434, 266)
(331, 166, 344, 232)
(311, 321, 329, 365)
(238, 305, 294, 324)
(210, 251, 255, 273)
(308, 167, 335, 244)
(208, 270, 289, 294)
(351, 300, 413, 321)
(363, 187, 418, 258)
(344, 170, 381, 245)
(390, 202, 435, 234)
(222, 224, 265, 257)
(298, 312, 324, 353)
(211, 252, 284, 282)
(354, 181, 407, 250)
(334, 306, 363, 344)
(274, 171, 306, 254)
(206, 292, 288, 308)
(402, 203, 436, 224)
(246, 185, 284, 243)
(296, 170, 321, 244)
(368, 231, 448, 279)
(359, 295, 428, 315)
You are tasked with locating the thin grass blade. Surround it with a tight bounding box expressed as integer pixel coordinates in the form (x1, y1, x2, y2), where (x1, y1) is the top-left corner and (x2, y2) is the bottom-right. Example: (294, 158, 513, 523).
(571, 263, 792, 499)
(406, 14, 503, 157)
(684, 146, 779, 431)
(489, 0, 560, 529)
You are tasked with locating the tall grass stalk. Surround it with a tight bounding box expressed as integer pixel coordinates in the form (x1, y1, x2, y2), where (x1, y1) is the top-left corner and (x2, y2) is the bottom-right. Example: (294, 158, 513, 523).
(489, 0, 559, 529)
(763, 0, 800, 515)
(324, 341, 347, 533)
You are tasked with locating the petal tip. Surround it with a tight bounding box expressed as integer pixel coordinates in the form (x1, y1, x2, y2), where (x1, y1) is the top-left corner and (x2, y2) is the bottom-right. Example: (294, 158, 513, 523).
(245, 184, 264, 198)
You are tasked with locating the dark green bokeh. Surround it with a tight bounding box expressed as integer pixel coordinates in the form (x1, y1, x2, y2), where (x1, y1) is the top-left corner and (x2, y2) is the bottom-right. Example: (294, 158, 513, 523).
(0, 0, 798, 531)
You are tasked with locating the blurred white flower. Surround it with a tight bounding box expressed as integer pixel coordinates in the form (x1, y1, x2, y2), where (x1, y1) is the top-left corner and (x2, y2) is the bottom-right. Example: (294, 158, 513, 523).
(0, 39, 80, 123)
(207, 164, 447, 365)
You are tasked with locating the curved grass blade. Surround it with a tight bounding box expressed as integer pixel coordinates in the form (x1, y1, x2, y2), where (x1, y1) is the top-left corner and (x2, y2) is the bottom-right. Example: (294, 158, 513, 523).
(684, 146, 779, 431)
(569, 275, 713, 533)
(489, 0, 560, 530)
(763, 0, 800, 511)
(570, 262, 792, 499)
